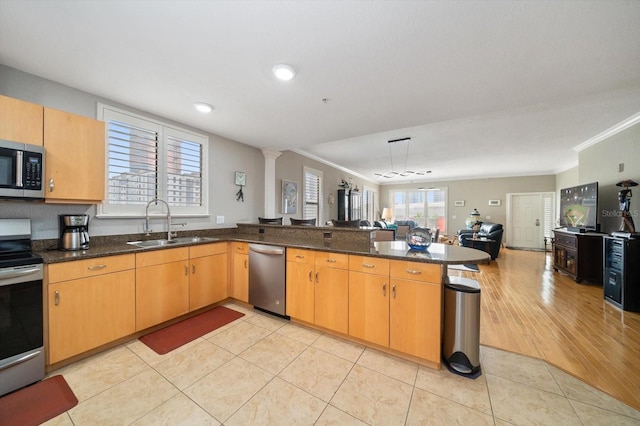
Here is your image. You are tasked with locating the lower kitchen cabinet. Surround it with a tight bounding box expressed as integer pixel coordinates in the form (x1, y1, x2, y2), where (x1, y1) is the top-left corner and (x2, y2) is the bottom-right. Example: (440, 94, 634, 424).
(189, 243, 227, 311)
(348, 255, 390, 346)
(229, 242, 249, 302)
(286, 248, 315, 323)
(135, 247, 190, 331)
(47, 254, 135, 364)
(286, 249, 349, 334)
(348, 256, 442, 364)
(389, 261, 442, 362)
(314, 252, 349, 334)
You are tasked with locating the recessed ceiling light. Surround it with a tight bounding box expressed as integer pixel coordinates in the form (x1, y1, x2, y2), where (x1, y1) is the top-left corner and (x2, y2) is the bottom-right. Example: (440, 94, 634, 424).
(194, 102, 213, 113)
(272, 64, 296, 81)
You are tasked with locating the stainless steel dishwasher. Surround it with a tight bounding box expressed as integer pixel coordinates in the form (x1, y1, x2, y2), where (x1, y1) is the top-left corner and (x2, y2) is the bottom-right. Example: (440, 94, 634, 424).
(248, 244, 287, 317)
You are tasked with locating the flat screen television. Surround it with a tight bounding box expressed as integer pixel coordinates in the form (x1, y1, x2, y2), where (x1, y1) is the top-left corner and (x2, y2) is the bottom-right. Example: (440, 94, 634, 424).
(559, 182, 599, 232)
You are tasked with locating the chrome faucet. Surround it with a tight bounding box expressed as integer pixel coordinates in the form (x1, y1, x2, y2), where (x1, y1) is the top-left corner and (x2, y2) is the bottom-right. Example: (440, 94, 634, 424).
(144, 198, 173, 241)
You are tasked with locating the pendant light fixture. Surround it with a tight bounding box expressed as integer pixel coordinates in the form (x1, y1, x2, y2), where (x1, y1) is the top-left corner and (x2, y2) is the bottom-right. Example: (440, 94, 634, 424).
(374, 137, 431, 179)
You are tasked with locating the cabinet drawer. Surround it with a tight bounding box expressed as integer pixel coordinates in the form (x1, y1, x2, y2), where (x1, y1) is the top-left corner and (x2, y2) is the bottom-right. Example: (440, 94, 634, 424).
(135, 247, 189, 268)
(390, 261, 441, 283)
(315, 251, 349, 270)
(190, 242, 226, 258)
(48, 254, 135, 283)
(554, 233, 576, 248)
(349, 255, 390, 275)
(230, 242, 248, 254)
(287, 248, 314, 264)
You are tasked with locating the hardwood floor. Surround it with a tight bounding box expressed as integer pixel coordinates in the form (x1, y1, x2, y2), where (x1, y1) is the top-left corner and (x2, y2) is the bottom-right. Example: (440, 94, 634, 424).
(448, 247, 640, 411)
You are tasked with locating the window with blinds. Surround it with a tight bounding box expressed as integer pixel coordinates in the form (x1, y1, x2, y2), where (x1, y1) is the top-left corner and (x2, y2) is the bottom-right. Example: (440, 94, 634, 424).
(362, 186, 376, 223)
(303, 167, 323, 224)
(543, 193, 555, 238)
(98, 104, 208, 217)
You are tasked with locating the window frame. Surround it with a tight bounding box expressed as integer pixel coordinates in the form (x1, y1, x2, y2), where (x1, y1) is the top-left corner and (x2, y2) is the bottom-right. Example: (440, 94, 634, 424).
(97, 103, 209, 218)
(389, 188, 448, 233)
(303, 166, 323, 225)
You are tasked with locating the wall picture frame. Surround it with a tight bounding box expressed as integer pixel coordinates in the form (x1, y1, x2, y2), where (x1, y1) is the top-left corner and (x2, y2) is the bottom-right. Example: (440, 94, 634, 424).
(281, 179, 298, 214)
(234, 171, 246, 186)
(488, 199, 501, 206)
(454, 200, 465, 207)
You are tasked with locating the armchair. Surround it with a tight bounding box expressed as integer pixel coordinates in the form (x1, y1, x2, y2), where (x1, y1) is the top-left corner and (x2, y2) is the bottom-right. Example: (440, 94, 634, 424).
(458, 223, 503, 260)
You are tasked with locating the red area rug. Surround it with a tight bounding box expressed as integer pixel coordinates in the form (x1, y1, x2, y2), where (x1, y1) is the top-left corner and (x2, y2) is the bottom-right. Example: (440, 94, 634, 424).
(140, 306, 245, 355)
(0, 375, 78, 426)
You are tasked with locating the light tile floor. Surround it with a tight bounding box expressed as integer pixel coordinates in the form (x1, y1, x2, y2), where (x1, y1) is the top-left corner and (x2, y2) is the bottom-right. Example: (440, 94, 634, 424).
(45, 303, 640, 425)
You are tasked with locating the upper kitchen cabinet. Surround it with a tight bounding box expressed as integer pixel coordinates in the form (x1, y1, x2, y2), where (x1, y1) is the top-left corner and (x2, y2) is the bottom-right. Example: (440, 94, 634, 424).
(0, 95, 44, 146)
(44, 107, 105, 204)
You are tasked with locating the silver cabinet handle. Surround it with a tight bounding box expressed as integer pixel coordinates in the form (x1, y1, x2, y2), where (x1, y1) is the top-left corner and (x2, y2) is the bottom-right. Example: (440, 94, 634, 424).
(244, 259, 248, 269)
(87, 264, 106, 271)
(308, 271, 313, 282)
(382, 282, 386, 296)
(363, 263, 375, 268)
(192, 264, 196, 274)
(296, 255, 305, 259)
(406, 269, 422, 275)
(392, 284, 396, 298)
(326, 259, 336, 263)
(315, 271, 319, 283)
(49, 178, 54, 192)
(184, 265, 188, 276)
(55, 290, 59, 306)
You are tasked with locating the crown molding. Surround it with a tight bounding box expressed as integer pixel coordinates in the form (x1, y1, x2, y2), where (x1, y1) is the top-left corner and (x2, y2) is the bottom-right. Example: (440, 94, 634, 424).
(573, 112, 640, 152)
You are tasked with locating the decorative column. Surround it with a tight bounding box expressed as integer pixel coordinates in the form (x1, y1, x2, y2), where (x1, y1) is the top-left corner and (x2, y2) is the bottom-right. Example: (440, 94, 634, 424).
(261, 149, 282, 217)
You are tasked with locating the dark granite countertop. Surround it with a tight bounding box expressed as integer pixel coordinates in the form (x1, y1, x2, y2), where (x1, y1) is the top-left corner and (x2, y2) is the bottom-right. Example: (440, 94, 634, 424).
(36, 230, 490, 266)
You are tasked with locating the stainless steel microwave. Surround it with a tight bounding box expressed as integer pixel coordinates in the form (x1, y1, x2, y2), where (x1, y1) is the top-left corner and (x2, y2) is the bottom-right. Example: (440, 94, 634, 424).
(0, 139, 45, 200)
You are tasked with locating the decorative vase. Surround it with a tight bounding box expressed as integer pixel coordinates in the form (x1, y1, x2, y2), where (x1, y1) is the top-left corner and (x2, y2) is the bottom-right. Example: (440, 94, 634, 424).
(406, 227, 432, 250)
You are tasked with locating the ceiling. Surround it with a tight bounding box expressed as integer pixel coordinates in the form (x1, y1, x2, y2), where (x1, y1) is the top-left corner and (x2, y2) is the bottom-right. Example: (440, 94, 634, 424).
(1, 0, 639, 185)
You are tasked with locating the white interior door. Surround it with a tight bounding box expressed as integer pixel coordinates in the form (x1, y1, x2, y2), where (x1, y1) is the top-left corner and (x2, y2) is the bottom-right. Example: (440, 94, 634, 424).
(507, 193, 544, 249)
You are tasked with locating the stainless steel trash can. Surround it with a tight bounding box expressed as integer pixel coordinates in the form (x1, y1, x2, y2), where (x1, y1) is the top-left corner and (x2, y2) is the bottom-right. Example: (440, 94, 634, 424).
(443, 275, 481, 375)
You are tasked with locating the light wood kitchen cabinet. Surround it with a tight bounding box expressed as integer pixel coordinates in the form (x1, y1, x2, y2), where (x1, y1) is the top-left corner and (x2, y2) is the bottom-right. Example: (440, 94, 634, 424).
(189, 243, 227, 311)
(43, 107, 105, 204)
(389, 261, 441, 362)
(314, 251, 349, 334)
(135, 247, 189, 331)
(348, 255, 390, 347)
(229, 242, 249, 302)
(47, 254, 135, 364)
(286, 248, 315, 323)
(0, 95, 43, 146)
(286, 249, 349, 334)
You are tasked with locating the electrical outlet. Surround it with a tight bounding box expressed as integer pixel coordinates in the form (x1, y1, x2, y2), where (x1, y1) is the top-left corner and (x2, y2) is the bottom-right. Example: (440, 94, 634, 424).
(216, 216, 224, 224)
(485, 215, 491, 220)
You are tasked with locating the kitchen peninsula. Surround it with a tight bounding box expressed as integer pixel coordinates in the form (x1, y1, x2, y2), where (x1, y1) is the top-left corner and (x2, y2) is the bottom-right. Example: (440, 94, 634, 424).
(37, 224, 489, 370)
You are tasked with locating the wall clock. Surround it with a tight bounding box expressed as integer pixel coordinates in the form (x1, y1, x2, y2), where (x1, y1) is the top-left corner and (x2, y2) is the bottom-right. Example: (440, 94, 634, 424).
(235, 171, 246, 186)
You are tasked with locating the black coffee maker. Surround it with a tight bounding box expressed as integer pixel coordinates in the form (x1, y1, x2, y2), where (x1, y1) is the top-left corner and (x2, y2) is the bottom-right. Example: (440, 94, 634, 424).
(59, 214, 90, 250)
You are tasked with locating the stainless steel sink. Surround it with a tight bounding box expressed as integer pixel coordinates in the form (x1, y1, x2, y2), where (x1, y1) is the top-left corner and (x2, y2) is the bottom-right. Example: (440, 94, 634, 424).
(127, 236, 219, 248)
(171, 236, 219, 243)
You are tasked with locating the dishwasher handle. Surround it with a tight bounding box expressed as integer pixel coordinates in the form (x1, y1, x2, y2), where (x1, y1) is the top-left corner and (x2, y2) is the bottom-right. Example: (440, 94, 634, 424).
(249, 245, 285, 256)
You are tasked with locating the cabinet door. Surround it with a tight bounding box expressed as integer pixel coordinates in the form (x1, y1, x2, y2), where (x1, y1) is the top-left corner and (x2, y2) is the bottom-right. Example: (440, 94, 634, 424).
(190, 253, 228, 311)
(389, 278, 441, 362)
(44, 107, 105, 203)
(48, 270, 135, 364)
(231, 253, 249, 302)
(348, 271, 389, 347)
(136, 260, 189, 331)
(286, 260, 315, 323)
(0, 95, 43, 145)
(315, 266, 349, 334)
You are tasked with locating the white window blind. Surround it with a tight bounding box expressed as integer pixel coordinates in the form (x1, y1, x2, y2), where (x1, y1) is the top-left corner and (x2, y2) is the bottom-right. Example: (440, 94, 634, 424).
(543, 193, 554, 237)
(98, 104, 208, 217)
(362, 186, 376, 223)
(303, 167, 323, 224)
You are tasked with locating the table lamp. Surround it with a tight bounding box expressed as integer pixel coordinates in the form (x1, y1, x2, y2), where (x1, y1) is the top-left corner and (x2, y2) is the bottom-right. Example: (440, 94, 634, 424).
(381, 208, 392, 222)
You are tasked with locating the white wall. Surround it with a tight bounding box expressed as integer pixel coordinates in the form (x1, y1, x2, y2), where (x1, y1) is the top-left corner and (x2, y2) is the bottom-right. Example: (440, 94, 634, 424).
(0, 65, 264, 240)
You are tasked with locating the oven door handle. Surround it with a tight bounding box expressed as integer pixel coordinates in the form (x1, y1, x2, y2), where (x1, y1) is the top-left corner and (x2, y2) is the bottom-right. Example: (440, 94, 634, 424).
(0, 350, 41, 372)
(0, 267, 42, 282)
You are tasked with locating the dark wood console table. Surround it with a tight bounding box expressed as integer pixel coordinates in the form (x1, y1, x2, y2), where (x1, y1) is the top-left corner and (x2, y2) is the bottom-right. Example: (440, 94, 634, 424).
(552, 229, 603, 283)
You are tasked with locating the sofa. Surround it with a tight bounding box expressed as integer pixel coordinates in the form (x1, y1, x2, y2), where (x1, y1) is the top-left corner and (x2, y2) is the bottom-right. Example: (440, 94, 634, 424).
(458, 222, 504, 260)
(395, 220, 418, 229)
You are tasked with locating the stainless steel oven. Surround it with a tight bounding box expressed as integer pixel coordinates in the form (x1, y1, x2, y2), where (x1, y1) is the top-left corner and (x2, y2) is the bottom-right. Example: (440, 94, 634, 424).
(0, 218, 44, 396)
(0, 139, 45, 200)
